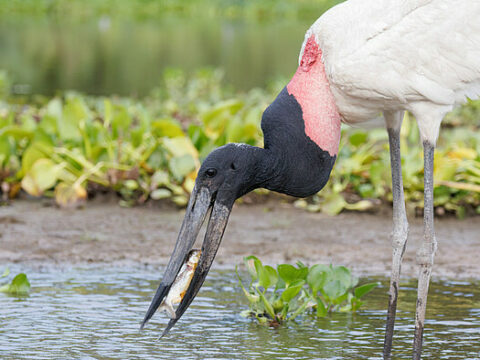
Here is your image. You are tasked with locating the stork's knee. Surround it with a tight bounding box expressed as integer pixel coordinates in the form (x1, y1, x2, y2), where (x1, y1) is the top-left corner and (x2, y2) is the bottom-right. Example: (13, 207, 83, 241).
(391, 220, 409, 251)
(416, 237, 437, 267)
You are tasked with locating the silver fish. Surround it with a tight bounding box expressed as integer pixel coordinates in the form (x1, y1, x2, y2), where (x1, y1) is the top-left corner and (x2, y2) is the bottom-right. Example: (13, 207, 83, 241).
(158, 249, 201, 319)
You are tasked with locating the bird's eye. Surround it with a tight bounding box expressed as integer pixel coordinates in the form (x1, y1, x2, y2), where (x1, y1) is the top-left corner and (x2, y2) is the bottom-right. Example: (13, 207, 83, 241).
(230, 163, 236, 170)
(205, 168, 217, 178)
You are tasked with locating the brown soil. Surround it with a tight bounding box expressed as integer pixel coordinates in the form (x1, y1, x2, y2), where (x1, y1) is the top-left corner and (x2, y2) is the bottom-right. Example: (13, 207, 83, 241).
(0, 199, 479, 279)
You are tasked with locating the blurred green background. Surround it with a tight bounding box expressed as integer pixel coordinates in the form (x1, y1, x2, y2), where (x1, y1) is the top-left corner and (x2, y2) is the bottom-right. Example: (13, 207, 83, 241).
(1, 0, 339, 96)
(1, 0, 479, 217)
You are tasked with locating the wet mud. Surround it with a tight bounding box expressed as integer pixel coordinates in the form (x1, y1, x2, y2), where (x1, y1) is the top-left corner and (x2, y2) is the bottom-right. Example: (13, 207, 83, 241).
(0, 199, 479, 278)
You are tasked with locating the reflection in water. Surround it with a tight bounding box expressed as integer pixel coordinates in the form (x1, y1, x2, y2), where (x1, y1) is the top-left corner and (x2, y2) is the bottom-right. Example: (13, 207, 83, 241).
(1, 266, 479, 359)
(0, 18, 309, 96)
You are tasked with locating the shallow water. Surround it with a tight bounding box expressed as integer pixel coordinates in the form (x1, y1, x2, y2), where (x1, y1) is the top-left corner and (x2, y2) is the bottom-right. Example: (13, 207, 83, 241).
(1, 266, 479, 359)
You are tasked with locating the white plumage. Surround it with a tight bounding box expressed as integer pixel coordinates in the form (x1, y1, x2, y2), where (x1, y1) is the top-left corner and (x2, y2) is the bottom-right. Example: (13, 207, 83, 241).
(297, 1, 480, 358)
(301, 0, 480, 143)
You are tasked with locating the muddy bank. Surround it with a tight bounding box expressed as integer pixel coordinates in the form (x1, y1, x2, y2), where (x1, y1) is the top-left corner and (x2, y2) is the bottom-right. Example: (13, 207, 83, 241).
(0, 199, 479, 278)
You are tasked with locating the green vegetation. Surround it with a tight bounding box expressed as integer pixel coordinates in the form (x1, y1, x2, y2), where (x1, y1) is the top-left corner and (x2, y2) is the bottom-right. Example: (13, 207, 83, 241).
(1, 69, 479, 214)
(1, 0, 342, 22)
(236, 256, 378, 325)
(0, 268, 31, 295)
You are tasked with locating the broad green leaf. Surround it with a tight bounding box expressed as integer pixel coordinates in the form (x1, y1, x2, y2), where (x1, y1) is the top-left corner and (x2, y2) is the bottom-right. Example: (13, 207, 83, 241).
(0, 273, 30, 295)
(354, 282, 379, 299)
(277, 264, 308, 286)
(331, 266, 353, 289)
(0, 126, 34, 140)
(323, 280, 347, 301)
(152, 118, 184, 138)
(21, 159, 61, 196)
(320, 192, 347, 215)
(163, 137, 199, 160)
(264, 265, 278, 288)
(281, 280, 305, 303)
(1, 268, 9, 278)
(349, 131, 368, 147)
(60, 97, 87, 141)
(169, 154, 196, 180)
(21, 142, 52, 175)
(307, 264, 329, 292)
(254, 260, 272, 290)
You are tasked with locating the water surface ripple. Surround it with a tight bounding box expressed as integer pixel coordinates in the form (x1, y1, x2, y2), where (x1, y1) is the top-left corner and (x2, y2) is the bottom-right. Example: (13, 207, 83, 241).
(1, 266, 479, 359)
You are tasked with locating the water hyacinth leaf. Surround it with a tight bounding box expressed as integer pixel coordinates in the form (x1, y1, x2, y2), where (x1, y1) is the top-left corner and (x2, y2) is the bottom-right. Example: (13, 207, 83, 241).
(21, 159, 61, 196)
(281, 280, 305, 303)
(61, 97, 88, 141)
(0, 273, 31, 295)
(169, 154, 196, 180)
(319, 192, 347, 216)
(277, 264, 308, 286)
(323, 280, 346, 301)
(0, 126, 34, 141)
(152, 118, 184, 138)
(150, 188, 171, 200)
(55, 182, 87, 208)
(349, 131, 368, 147)
(434, 156, 459, 181)
(331, 266, 353, 288)
(447, 147, 477, 160)
(264, 265, 278, 288)
(46, 97, 62, 120)
(163, 137, 199, 160)
(254, 260, 272, 290)
(202, 99, 244, 137)
(307, 264, 329, 292)
(354, 282, 379, 299)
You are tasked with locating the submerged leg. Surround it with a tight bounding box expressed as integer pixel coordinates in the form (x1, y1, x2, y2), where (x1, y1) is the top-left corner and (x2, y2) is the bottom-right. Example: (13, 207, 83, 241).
(412, 141, 437, 359)
(383, 111, 409, 359)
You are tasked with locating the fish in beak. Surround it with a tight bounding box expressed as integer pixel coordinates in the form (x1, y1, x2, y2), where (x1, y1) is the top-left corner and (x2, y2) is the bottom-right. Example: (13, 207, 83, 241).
(140, 185, 233, 336)
(140, 143, 269, 335)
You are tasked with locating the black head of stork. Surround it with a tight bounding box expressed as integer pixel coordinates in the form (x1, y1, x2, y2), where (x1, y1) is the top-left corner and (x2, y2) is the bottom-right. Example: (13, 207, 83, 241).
(141, 87, 338, 335)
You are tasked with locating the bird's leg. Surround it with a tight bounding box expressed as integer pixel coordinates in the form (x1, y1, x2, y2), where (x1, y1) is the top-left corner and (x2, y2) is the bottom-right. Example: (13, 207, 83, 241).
(383, 111, 409, 360)
(412, 141, 437, 359)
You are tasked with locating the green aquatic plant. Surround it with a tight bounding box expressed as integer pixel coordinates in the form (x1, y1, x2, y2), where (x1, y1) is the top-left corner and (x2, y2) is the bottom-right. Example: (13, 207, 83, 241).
(0, 68, 479, 215)
(0, 268, 31, 295)
(236, 256, 378, 325)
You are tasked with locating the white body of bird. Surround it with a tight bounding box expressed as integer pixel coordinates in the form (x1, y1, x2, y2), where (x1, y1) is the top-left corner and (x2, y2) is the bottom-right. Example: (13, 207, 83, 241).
(301, 0, 480, 143)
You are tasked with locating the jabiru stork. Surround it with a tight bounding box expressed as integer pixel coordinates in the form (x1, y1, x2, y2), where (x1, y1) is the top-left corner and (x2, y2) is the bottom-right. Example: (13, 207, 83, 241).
(141, 1, 480, 358)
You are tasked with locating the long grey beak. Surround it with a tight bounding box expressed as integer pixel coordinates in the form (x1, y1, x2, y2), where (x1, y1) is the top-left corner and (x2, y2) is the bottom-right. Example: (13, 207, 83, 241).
(140, 186, 232, 335)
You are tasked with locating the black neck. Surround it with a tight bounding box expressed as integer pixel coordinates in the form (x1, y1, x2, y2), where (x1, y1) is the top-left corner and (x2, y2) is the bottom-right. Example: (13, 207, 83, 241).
(249, 87, 337, 198)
